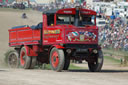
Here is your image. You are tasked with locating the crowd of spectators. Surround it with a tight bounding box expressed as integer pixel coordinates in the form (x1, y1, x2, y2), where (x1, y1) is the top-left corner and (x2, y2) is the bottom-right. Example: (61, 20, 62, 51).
(32, 2, 87, 12)
(99, 17, 128, 51)
(32, 1, 128, 52)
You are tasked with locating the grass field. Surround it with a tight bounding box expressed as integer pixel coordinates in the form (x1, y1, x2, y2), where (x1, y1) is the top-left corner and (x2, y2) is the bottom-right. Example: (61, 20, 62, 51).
(103, 49, 128, 57)
(104, 56, 120, 63)
(103, 48, 128, 64)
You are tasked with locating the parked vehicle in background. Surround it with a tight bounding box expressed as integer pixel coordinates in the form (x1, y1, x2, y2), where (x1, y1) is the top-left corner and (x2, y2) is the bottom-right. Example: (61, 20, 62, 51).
(96, 15, 108, 27)
(96, 18, 106, 27)
(0, 3, 2, 7)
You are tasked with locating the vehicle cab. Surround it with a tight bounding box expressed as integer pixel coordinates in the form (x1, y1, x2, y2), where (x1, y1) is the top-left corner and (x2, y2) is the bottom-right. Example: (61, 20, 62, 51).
(42, 7, 98, 46)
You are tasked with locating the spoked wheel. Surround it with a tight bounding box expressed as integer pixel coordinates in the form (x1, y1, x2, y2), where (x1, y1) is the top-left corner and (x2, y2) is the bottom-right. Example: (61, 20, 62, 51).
(88, 50, 104, 72)
(20, 47, 37, 69)
(8, 51, 19, 68)
(50, 47, 65, 72)
(63, 55, 70, 70)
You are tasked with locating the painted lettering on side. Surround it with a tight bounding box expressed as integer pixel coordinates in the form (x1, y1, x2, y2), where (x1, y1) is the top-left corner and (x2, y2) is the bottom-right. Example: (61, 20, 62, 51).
(44, 29, 60, 34)
(63, 11, 72, 13)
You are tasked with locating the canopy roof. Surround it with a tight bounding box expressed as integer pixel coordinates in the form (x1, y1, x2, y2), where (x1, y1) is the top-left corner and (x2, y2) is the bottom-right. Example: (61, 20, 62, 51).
(43, 8, 96, 15)
(43, 9, 59, 14)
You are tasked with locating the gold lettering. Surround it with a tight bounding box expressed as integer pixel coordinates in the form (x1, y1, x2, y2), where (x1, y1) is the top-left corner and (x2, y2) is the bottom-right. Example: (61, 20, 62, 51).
(44, 29, 61, 34)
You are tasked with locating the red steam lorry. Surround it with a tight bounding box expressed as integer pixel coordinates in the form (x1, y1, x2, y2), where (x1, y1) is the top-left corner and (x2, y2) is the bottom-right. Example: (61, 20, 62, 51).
(8, 7, 103, 72)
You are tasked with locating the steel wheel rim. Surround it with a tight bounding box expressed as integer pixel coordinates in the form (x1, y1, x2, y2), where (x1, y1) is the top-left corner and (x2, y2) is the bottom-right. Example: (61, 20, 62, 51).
(51, 51, 59, 68)
(8, 53, 18, 68)
(20, 51, 25, 66)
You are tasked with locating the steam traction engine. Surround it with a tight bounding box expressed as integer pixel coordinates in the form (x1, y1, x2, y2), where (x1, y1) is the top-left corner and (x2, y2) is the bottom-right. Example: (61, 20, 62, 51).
(8, 7, 103, 72)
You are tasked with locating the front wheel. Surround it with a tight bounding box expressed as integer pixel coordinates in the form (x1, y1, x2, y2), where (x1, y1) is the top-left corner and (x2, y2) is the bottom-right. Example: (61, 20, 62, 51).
(88, 50, 104, 72)
(50, 47, 65, 72)
(63, 55, 70, 70)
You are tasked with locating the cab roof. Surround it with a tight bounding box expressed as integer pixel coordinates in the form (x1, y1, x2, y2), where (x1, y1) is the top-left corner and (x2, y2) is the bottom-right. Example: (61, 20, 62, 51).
(43, 9, 59, 14)
(43, 8, 96, 15)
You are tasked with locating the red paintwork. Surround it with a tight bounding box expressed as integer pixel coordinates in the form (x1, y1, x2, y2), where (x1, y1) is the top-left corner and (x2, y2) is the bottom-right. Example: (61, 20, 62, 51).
(24, 45, 38, 56)
(20, 45, 38, 65)
(56, 8, 96, 15)
(20, 50, 25, 66)
(56, 8, 76, 14)
(51, 51, 59, 68)
(43, 26, 64, 45)
(9, 8, 98, 55)
(43, 25, 98, 45)
(88, 48, 93, 52)
(42, 8, 97, 45)
(65, 26, 98, 44)
(80, 8, 96, 15)
(53, 45, 65, 49)
(9, 27, 40, 47)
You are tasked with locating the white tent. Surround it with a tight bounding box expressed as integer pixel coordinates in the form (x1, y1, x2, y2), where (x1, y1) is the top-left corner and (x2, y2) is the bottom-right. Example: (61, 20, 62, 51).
(35, 0, 54, 4)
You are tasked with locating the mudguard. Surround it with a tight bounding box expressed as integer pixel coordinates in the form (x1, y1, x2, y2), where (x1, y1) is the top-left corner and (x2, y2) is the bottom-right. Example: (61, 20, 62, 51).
(24, 45, 38, 56)
(53, 45, 65, 49)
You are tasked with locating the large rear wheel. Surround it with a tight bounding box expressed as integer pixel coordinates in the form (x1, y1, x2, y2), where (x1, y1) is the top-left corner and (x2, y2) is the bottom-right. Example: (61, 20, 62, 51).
(29, 56, 37, 69)
(88, 50, 104, 72)
(8, 51, 19, 68)
(50, 47, 65, 72)
(20, 47, 31, 69)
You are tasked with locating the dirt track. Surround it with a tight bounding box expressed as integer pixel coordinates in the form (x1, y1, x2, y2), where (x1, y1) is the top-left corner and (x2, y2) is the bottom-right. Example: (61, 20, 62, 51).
(0, 8, 42, 66)
(0, 68, 128, 85)
(0, 8, 128, 85)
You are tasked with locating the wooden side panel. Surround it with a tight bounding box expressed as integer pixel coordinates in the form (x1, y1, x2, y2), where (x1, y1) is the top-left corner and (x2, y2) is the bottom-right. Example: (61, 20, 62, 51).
(9, 27, 40, 47)
(17, 29, 33, 42)
(9, 31, 17, 43)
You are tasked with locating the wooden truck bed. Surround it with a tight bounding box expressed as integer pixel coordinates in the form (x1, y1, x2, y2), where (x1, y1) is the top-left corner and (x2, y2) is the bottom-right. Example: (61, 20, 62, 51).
(9, 26, 41, 47)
